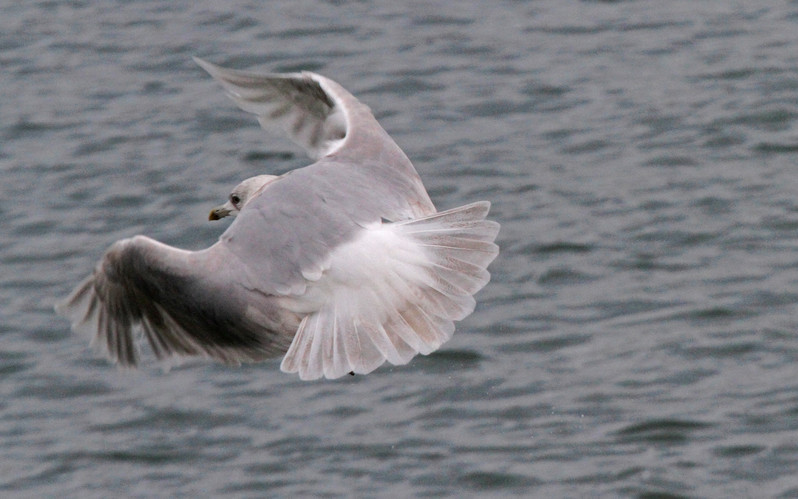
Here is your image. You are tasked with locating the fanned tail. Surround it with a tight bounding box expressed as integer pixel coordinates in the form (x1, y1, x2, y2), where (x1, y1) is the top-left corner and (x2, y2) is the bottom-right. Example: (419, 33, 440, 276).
(281, 201, 500, 380)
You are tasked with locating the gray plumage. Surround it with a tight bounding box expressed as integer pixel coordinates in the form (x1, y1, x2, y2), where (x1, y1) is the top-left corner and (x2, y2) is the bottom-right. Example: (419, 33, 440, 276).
(56, 58, 499, 380)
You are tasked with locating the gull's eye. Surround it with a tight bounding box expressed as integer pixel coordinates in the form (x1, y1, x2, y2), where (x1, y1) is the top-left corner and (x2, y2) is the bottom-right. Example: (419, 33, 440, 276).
(230, 194, 242, 207)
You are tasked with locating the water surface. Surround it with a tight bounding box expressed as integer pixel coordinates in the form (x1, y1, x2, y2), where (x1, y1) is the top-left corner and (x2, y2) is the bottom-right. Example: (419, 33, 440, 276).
(3, 1, 798, 497)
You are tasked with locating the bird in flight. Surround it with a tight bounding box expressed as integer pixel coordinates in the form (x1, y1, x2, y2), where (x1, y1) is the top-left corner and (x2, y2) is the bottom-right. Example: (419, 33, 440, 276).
(56, 57, 500, 380)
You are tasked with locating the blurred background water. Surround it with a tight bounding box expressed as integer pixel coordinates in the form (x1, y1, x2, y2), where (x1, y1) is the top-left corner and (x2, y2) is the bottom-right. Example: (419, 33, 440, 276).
(3, 0, 798, 497)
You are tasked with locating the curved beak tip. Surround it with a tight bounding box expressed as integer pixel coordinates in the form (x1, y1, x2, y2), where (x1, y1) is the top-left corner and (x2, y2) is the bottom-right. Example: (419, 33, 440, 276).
(209, 203, 233, 221)
(209, 207, 229, 221)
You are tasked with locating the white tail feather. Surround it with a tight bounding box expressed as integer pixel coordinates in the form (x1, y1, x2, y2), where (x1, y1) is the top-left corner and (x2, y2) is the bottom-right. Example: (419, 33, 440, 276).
(280, 201, 499, 380)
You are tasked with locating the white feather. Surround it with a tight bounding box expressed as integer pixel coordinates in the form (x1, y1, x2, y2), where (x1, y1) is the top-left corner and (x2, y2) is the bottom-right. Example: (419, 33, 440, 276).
(280, 202, 499, 379)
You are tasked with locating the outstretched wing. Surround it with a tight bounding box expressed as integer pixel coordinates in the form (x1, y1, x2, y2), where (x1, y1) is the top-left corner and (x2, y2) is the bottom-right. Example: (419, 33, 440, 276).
(55, 236, 296, 367)
(194, 57, 350, 160)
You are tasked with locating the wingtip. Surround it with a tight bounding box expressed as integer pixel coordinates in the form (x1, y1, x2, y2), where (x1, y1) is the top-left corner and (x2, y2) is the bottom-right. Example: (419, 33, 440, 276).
(192, 56, 217, 75)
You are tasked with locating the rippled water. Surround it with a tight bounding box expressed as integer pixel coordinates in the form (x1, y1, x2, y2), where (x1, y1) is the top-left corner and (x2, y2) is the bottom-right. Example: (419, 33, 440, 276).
(4, 1, 798, 497)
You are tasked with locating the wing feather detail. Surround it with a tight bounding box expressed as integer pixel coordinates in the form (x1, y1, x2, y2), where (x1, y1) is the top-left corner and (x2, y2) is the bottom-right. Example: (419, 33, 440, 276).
(56, 236, 295, 367)
(193, 57, 348, 160)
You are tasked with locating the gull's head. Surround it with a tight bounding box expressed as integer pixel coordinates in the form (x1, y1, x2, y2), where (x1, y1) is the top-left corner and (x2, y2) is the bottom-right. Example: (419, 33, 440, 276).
(209, 174, 279, 221)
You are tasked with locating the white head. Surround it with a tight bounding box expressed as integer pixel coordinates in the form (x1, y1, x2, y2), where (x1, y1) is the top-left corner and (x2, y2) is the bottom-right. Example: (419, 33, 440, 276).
(209, 174, 279, 220)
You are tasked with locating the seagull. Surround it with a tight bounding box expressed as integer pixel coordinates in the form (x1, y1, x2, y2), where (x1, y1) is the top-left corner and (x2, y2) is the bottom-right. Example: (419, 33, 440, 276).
(56, 57, 500, 380)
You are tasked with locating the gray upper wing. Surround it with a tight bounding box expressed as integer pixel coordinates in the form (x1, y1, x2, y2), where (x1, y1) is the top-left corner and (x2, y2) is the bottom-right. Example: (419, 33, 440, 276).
(193, 57, 347, 160)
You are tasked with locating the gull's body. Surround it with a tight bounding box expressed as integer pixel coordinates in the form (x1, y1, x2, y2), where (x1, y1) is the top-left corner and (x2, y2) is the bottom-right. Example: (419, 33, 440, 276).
(56, 58, 499, 380)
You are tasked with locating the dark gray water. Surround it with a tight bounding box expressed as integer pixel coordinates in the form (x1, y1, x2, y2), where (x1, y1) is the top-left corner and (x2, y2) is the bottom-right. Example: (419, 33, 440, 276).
(3, 0, 798, 497)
